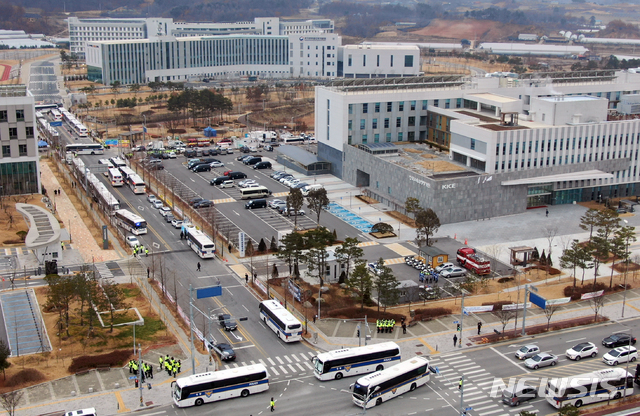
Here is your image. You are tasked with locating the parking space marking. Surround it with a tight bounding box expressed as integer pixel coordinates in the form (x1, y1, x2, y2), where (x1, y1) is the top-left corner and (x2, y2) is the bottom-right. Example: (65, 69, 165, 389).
(213, 198, 235, 204)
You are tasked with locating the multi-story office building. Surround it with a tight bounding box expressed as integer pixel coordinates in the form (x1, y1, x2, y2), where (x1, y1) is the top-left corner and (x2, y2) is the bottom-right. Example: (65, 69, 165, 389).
(0, 85, 40, 196)
(339, 44, 421, 78)
(86, 32, 342, 84)
(68, 16, 334, 59)
(314, 70, 640, 223)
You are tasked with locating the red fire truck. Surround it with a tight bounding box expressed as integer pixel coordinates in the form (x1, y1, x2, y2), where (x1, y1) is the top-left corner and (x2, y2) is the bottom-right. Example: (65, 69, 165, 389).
(456, 247, 491, 275)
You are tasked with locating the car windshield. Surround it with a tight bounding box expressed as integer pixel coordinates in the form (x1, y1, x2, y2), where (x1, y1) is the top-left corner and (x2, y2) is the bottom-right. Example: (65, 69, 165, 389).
(314, 358, 323, 373)
(502, 390, 514, 398)
(519, 346, 531, 353)
(610, 335, 621, 341)
(531, 355, 542, 362)
(609, 350, 621, 357)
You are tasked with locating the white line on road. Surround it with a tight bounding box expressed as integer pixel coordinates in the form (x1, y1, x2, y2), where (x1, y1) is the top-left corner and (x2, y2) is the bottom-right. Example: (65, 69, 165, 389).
(268, 357, 275, 366)
(566, 337, 586, 343)
(490, 347, 530, 373)
(233, 345, 255, 350)
(242, 305, 249, 312)
(276, 356, 284, 365)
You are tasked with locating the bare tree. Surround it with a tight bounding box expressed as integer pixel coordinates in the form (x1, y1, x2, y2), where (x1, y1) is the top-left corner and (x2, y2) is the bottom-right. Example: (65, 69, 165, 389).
(589, 295, 606, 322)
(544, 226, 558, 274)
(495, 308, 516, 334)
(543, 303, 560, 331)
(0, 391, 24, 416)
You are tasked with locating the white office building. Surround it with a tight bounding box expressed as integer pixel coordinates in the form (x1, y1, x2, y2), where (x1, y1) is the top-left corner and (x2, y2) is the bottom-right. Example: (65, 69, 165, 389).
(313, 70, 640, 223)
(0, 85, 40, 196)
(339, 44, 421, 78)
(68, 16, 334, 59)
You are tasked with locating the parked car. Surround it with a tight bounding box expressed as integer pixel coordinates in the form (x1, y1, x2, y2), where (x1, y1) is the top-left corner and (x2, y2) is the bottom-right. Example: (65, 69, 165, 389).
(218, 314, 238, 331)
(502, 385, 538, 407)
(126, 236, 140, 248)
(226, 171, 247, 180)
(220, 180, 234, 188)
(243, 157, 262, 166)
(193, 200, 213, 209)
(253, 161, 272, 169)
(264, 144, 274, 151)
(192, 163, 211, 172)
(167, 151, 176, 159)
(435, 262, 455, 273)
(566, 342, 598, 360)
(208, 341, 236, 361)
(147, 195, 157, 203)
(245, 199, 267, 209)
(440, 267, 466, 278)
(524, 353, 558, 369)
(603, 346, 638, 366)
(187, 159, 203, 169)
(238, 179, 257, 188)
(367, 262, 383, 276)
(210, 176, 228, 186)
(603, 333, 637, 348)
(171, 219, 183, 229)
(279, 206, 305, 216)
(189, 197, 204, 206)
(164, 214, 175, 223)
(237, 155, 251, 162)
(210, 161, 224, 168)
(294, 182, 309, 189)
(271, 171, 286, 179)
(515, 345, 540, 360)
(152, 200, 163, 209)
(158, 207, 172, 217)
(269, 199, 286, 209)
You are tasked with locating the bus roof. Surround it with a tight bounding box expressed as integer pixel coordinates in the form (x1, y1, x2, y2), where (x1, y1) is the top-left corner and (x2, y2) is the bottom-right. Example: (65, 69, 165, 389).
(549, 368, 630, 389)
(316, 342, 399, 362)
(355, 357, 429, 387)
(176, 364, 267, 388)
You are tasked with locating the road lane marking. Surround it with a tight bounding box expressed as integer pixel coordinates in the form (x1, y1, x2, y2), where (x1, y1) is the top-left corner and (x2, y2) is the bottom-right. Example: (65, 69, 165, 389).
(566, 337, 586, 343)
(233, 345, 256, 350)
(276, 356, 284, 364)
(268, 357, 276, 366)
(490, 347, 530, 373)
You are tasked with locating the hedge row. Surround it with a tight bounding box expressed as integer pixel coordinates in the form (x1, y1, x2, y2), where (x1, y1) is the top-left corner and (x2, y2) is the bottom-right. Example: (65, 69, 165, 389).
(412, 307, 452, 322)
(324, 307, 406, 321)
(6, 368, 45, 387)
(68, 349, 131, 373)
(564, 282, 631, 301)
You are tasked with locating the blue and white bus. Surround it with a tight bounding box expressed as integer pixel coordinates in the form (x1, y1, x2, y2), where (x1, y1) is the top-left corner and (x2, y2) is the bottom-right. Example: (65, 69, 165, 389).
(259, 300, 303, 343)
(351, 356, 430, 408)
(313, 342, 401, 381)
(546, 368, 633, 409)
(172, 364, 269, 408)
(114, 209, 147, 235)
(184, 227, 215, 259)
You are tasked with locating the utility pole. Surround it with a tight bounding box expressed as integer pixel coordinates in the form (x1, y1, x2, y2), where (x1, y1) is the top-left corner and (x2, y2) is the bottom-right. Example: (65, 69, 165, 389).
(458, 292, 464, 348)
(190, 284, 195, 375)
(522, 285, 537, 336)
(138, 342, 143, 407)
(459, 375, 464, 416)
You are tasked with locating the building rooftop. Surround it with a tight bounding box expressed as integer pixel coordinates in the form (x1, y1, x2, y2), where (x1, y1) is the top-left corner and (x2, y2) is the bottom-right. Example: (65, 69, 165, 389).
(0, 85, 27, 97)
(538, 95, 601, 102)
(325, 75, 466, 92)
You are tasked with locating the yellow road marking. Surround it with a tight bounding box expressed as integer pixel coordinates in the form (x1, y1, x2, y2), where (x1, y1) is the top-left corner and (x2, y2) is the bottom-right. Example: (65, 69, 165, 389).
(115, 391, 130, 413)
(213, 198, 235, 204)
(357, 241, 379, 247)
(386, 243, 416, 257)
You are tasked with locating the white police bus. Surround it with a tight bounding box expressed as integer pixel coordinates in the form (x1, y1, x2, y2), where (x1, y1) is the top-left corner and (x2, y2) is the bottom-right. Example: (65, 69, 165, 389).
(259, 300, 302, 342)
(351, 356, 430, 408)
(184, 227, 215, 259)
(546, 368, 633, 409)
(172, 364, 269, 408)
(313, 342, 401, 381)
(114, 209, 147, 235)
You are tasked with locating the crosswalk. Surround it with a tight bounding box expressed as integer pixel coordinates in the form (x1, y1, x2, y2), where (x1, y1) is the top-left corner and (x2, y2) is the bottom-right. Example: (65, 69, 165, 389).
(430, 353, 534, 416)
(94, 262, 114, 279)
(221, 351, 316, 378)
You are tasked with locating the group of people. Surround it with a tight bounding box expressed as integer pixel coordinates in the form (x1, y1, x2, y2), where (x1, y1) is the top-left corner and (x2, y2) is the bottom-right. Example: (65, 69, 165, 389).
(419, 270, 438, 284)
(376, 319, 396, 333)
(128, 360, 153, 380)
(132, 244, 149, 257)
(159, 355, 182, 378)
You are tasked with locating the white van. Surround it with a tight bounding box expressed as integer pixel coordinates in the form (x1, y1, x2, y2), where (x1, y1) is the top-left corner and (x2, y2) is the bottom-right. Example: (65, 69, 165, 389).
(66, 408, 96, 416)
(220, 180, 234, 189)
(302, 184, 323, 196)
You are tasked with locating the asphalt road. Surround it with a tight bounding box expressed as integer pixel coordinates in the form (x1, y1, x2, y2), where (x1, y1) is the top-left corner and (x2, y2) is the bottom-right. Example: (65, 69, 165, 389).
(124, 318, 640, 416)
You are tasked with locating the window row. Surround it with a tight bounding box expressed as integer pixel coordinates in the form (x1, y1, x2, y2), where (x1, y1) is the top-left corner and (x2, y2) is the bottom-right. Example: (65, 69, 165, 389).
(496, 134, 640, 156)
(2, 144, 28, 157)
(348, 131, 415, 144)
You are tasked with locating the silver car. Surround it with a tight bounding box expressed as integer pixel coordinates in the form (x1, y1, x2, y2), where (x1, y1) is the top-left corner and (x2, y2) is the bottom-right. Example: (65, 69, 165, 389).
(440, 267, 466, 278)
(524, 353, 558, 369)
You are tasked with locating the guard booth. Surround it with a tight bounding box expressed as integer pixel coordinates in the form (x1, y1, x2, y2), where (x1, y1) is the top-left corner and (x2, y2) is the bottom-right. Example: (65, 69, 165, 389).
(509, 246, 535, 267)
(418, 246, 449, 269)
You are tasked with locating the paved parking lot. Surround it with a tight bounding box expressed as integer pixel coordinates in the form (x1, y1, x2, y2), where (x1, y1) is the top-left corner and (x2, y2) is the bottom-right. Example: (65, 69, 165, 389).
(28, 61, 61, 104)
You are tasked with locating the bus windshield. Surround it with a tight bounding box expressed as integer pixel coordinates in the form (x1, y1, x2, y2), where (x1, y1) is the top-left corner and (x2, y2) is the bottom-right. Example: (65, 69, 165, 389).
(353, 383, 368, 398)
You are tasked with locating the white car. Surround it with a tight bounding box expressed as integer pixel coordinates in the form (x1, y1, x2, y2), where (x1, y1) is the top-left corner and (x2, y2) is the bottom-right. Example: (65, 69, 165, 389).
(167, 151, 177, 159)
(287, 179, 301, 188)
(126, 236, 140, 248)
(603, 346, 638, 366)
(210, 161, 224, 168)
(269, 199, 285, 209)
(147, 194, 157, 203)
(152, 200, 163, 209)
(159, 206, 172, 217)
(238, 180, 257, 188)
(435, 262, 455, 273)
(171, 219, 183, 228)
(566, 342, 598, 361)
